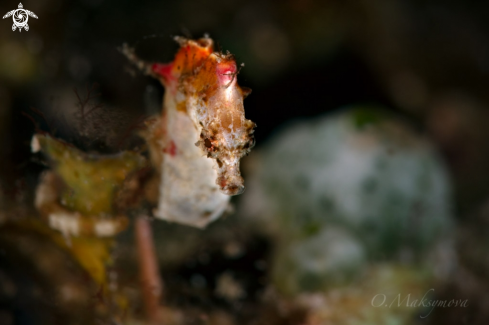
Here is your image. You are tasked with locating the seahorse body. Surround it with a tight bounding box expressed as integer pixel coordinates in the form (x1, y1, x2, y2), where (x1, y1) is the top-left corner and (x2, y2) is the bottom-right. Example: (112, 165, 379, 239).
(149, 36, 255, 227)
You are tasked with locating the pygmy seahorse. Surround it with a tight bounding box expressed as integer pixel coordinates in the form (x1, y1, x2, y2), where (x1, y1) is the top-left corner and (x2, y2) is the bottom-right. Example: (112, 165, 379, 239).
(123, 36, 256, 227)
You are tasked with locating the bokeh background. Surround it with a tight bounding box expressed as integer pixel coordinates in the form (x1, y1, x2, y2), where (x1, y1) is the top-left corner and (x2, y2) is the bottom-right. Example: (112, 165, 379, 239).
(1, 0, 489, 324)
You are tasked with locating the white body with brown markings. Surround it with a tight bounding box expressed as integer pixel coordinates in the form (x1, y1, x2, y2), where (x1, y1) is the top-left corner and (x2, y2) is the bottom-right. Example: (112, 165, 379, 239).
(155, 91, 230, 227)
(132, 36, 255, 227)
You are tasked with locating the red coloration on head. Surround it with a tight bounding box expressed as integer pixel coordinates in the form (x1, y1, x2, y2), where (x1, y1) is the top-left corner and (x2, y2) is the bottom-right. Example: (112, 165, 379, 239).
(152, 63, 176, 84)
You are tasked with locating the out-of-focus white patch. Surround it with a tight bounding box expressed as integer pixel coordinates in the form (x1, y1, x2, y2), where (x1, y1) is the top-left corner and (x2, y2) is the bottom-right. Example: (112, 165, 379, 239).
(239, 109, 456, 294)
(49, 212, 80, 236)
(31, 135, 40, 153)
(94, 220, 117, 237)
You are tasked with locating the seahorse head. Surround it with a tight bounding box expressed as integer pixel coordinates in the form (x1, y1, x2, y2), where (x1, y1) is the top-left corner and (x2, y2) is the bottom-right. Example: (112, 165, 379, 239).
(152, 36, 256, 196)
